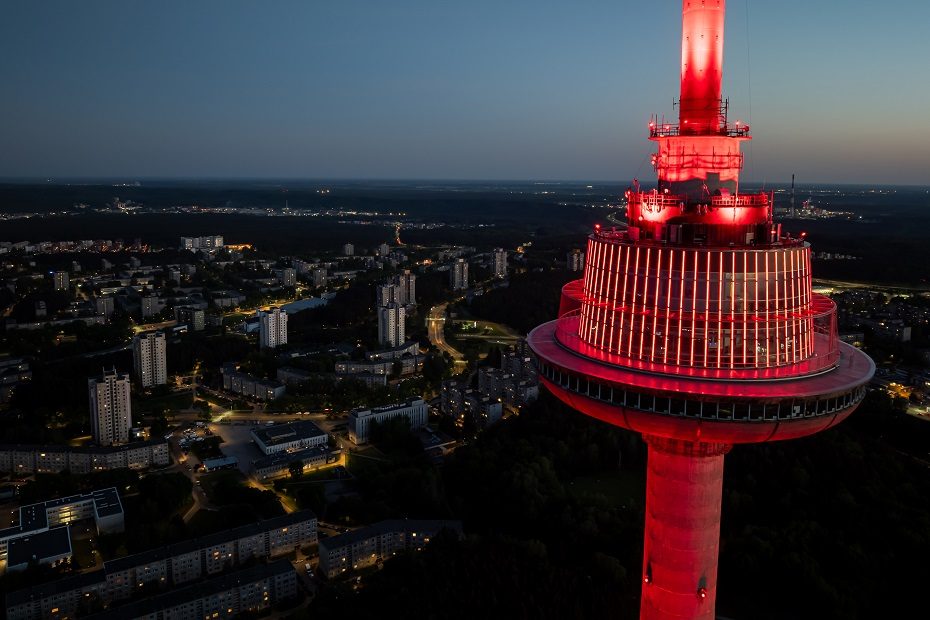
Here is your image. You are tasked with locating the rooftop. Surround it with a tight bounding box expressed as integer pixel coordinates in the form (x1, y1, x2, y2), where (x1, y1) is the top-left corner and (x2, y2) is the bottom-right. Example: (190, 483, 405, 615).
(0, 438, 168, 455)
(7, 527, 72, 567)
(92, 488, 123, 518)
(252, 446, 327, 471)
(319, 519, 462, 552)
(6, 511, 317, 604)
(82, 561, 295, 619)
(251, 420, 326, 447)
(5, 569, 106, 607)
(350, 398, 426, 418)
(201, 455, 239, 469)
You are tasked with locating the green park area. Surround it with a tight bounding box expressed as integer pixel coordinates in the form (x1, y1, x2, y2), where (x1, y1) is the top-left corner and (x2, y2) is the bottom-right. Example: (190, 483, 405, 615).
(133, 390, 195, 416)
(449, 318, 521, 341)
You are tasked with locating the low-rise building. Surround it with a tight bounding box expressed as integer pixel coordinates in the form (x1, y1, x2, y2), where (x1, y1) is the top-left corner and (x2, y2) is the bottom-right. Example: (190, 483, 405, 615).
(0, 488, 124, 573)
(6, 527, 72, 573)
(0, 440, 170, 475)
(201, 455, 239, 472)
(335, 354, 423, 378)
(276, 366, 313, 386)
(365, 341, 420, 361)
(338, 372, 387, 388)
(318, 519, 462, 579)
(86, 561, 299, 620)
(0, 358, 31, 404)
(251, 421, 328, 455)
(252, 446, 331, 480)
(221, 365, 286, 401)
(5, 511, 316, 620)
(349, 399, 428, 445)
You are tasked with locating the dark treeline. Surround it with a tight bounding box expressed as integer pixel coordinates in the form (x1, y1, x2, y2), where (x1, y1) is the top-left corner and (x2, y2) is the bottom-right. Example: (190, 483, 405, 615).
(309, 394, 645, 619)
(469, 269, 575, 334)
(305, 388, 930, 619)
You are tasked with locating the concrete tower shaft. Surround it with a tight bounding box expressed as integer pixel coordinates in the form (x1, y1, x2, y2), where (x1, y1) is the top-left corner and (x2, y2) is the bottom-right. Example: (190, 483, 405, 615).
(642, 437, 729, 620)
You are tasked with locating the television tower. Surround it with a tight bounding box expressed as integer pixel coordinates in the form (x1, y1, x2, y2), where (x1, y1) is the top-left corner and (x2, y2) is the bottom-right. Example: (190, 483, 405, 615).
(527, 2, 874, 619)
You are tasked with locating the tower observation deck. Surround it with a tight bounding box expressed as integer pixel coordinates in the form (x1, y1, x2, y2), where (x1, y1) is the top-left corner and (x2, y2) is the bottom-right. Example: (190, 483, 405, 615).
(527, 2, 874, 619)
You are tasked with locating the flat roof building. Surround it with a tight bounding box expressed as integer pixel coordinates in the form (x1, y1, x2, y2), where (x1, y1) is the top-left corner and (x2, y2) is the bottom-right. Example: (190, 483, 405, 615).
(6, 527, 72, 573)
(250, 421, 328, 455)
(318, 519, 462, 579)
(5, 511, 316, 620)
(0, 488, 124, 573)
(252, 445, 330, 480)
(348, 398, 427, 445)
(0, 439, 170, 475)
(82, 560, 299, 620)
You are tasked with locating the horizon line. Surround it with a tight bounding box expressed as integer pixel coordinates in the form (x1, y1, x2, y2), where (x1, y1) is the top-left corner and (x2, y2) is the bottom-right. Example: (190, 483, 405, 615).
(0, 177, 927, 190)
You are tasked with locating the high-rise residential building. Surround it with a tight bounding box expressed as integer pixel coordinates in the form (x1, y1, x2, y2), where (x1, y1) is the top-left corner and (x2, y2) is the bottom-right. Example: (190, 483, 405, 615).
(180, 235, 224, 250)
(376, 283, 399, 308)
(378, 243, 391, 257)
(95, 296, 115, 318)
(140, 295, 160, 319)
(132, 331, 167, 388)
(88, 369, 132, 446)
(312, 267, 327, 288)
(492, 248, 508, 278)
(450, 258, 469, 290)
(175, 306, 205, 331)
(343, 243, 355, 256)
(167, 268, 181, 285)
(259, 307, 288, 349)
(527, 2, 874, 617)
(377, 303, 405, 347)
(567, 249, 585, 272)
(280, 268, 296, 288)
(394, 270, 416, 306)
(52, 271, 69, 291)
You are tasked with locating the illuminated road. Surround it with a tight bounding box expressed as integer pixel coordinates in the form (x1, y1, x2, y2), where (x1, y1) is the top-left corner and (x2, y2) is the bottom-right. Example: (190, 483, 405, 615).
(132, 319, 178, 334)
(812, 278, 930, 293)
(426, 303, 466, 367)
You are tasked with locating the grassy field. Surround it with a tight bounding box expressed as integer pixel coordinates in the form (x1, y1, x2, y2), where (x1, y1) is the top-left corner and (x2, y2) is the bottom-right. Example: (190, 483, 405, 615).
(450, 319, 521, 340)
(133, 390, 195, 415)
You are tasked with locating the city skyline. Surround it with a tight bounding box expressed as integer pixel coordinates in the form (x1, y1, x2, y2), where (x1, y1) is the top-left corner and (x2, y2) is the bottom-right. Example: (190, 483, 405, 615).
(0, 2, 926, 618)
(1, 0, 928, 185)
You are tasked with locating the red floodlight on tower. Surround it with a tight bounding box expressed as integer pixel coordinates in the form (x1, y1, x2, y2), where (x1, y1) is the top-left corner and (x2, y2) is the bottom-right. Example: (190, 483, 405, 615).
(528, 2, 874, 619)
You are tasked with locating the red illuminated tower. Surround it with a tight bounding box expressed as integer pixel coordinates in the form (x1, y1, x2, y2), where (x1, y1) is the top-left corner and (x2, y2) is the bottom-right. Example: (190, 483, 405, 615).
(527, 2, 874, 619)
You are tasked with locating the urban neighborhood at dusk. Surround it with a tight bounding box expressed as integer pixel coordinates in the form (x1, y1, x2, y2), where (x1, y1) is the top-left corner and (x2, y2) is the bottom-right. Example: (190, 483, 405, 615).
(0, 1, 928, 619)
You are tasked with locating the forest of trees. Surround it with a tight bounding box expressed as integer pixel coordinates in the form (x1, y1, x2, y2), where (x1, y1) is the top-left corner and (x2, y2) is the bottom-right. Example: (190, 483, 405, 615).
(306, 388, 930, 619)
(469, 269, 575, 335)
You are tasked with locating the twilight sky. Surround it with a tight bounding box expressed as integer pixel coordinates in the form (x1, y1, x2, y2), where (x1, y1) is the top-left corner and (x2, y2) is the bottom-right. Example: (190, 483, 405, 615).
(1, 0, 928, 184)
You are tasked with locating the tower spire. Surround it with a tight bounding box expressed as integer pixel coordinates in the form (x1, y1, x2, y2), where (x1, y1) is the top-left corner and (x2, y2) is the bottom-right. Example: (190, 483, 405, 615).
(528, 2, 875, 618)
(679, 0, 726, 133)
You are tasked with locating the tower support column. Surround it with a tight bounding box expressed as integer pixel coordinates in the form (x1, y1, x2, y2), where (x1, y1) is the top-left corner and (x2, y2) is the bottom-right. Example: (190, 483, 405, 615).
(641, 435, 731, 620)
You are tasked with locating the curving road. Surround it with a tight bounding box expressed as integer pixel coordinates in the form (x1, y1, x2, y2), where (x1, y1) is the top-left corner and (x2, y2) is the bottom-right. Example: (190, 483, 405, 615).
(427, 303, 467, 367)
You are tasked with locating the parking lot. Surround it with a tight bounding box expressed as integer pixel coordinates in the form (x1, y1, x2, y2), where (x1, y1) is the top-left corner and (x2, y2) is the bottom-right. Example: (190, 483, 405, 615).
(207, 422, 265, 475)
